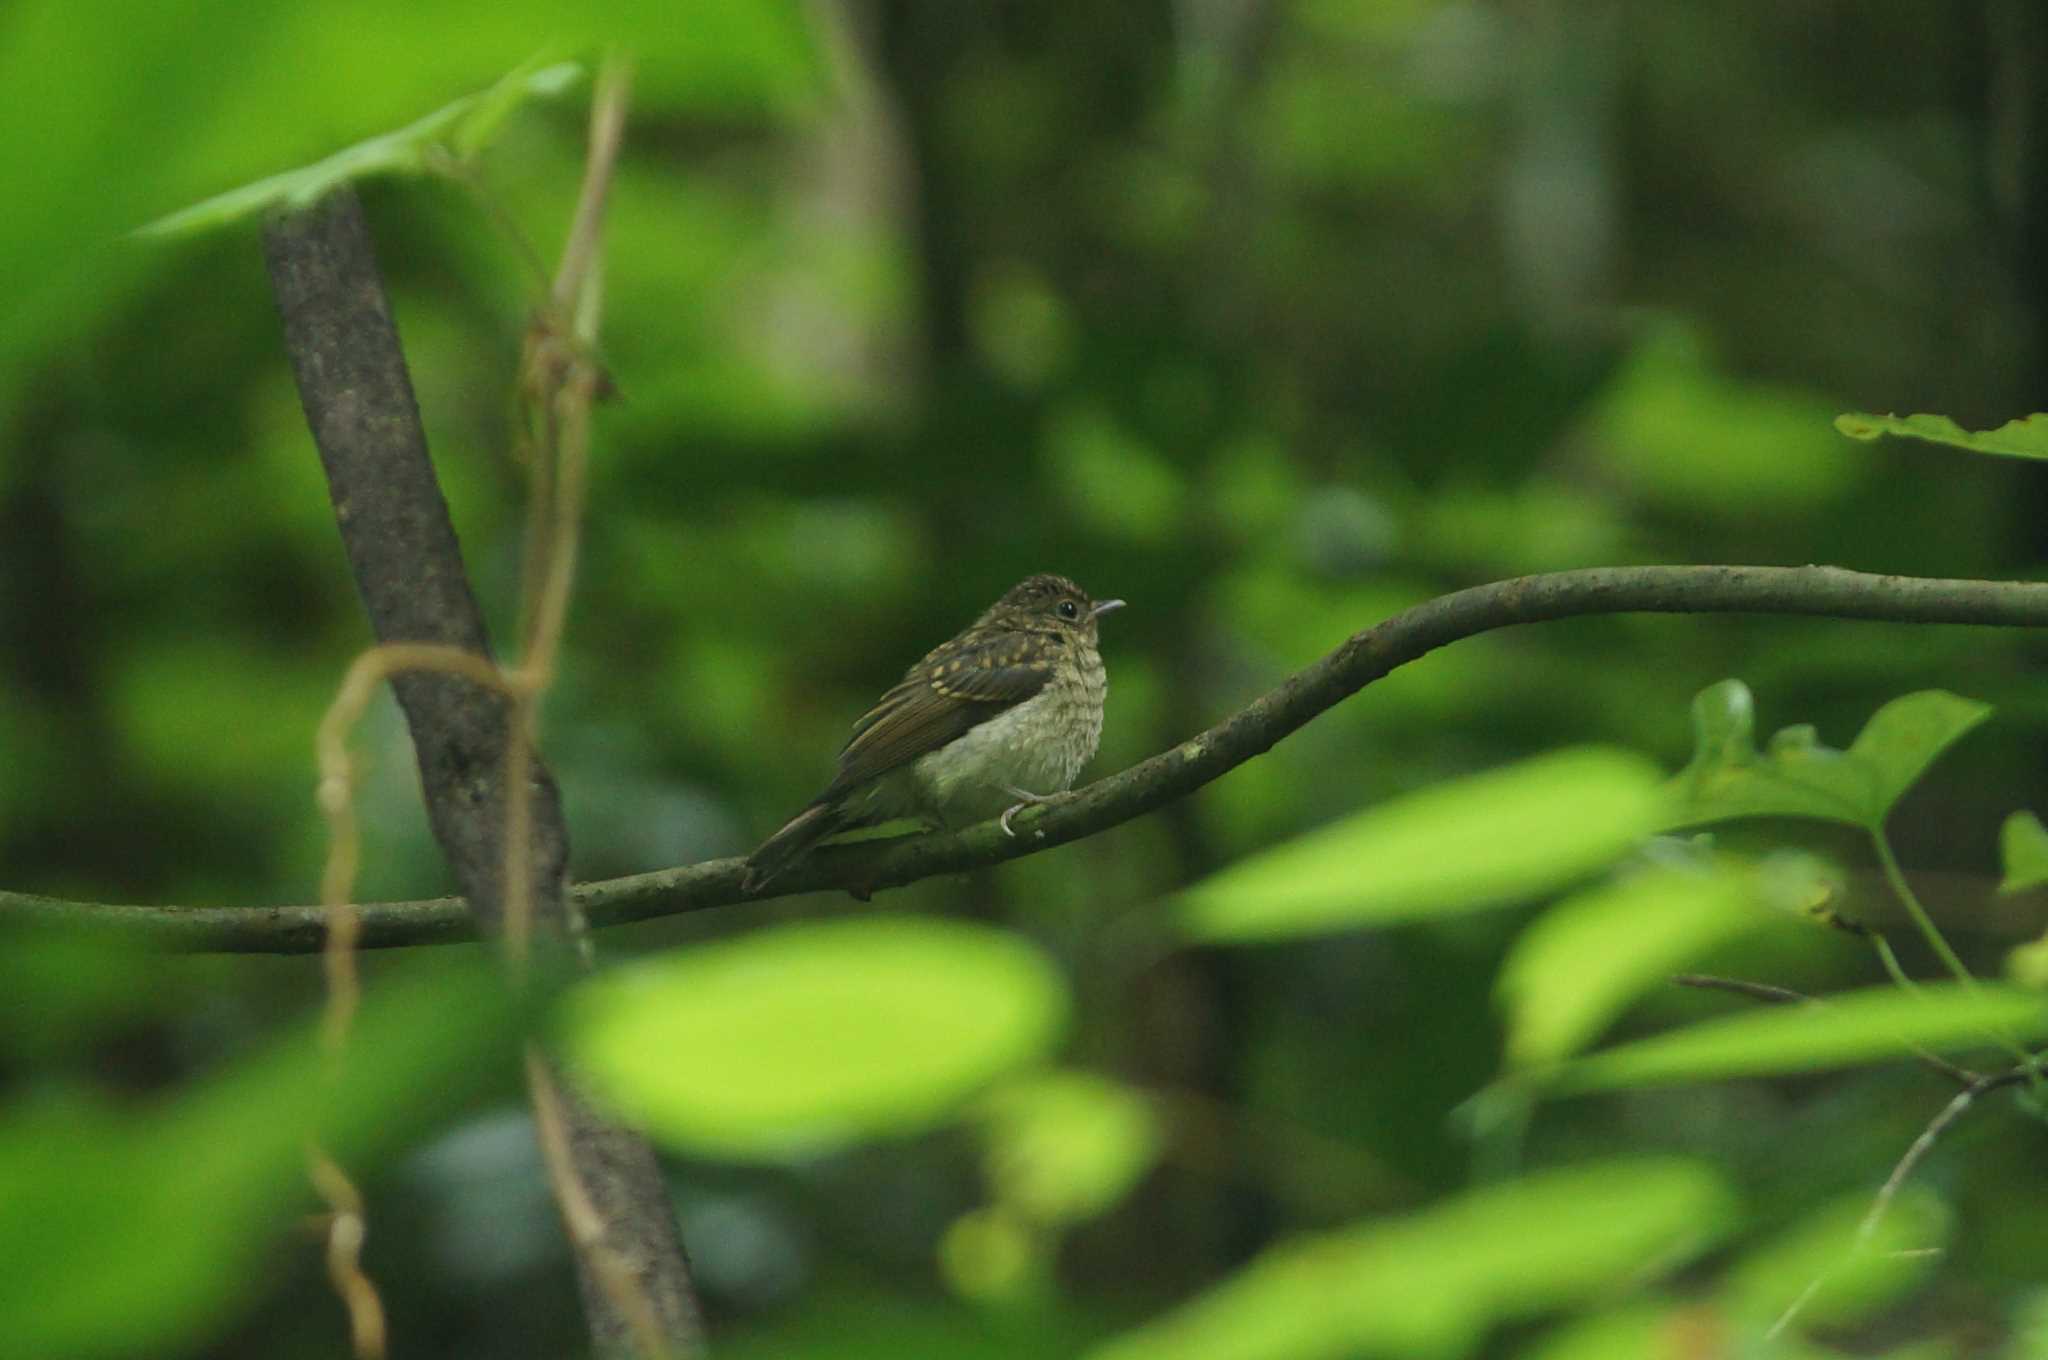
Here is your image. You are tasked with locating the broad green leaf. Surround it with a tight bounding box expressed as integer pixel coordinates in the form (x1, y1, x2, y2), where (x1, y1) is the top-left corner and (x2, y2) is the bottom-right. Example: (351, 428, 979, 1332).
(1847, 689, 1995, 815)
(2001, 811, 2048, 894)
(1088, 1159, 1736, 1360)
(976, 1069, 1162, 1226)
(1181, 749, 1665, 942)
(1666, 681, 1991, 832)
(1555, 983, 2045, 1092)
(1835, 411, 2048, 461)
(566, 917, 1068, 1160)
(6, 0, 823, 412)
(0, 954, 521, 1360)
(1722, 1188, 1948, 1334)
(1497, 863, 1768, 1068)
(136, 61, 583, 238)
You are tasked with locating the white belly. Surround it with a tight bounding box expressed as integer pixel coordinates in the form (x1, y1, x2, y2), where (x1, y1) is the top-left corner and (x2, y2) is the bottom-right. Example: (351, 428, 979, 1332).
(858, 655, 1106, 829)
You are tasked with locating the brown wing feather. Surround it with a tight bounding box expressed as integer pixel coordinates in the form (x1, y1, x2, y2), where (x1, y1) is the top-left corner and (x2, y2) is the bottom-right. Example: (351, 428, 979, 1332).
(824, 633, 1055, 798)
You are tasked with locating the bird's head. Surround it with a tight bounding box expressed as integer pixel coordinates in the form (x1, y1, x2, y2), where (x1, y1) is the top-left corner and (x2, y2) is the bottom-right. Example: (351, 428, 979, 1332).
(985, 573, 1125, 641)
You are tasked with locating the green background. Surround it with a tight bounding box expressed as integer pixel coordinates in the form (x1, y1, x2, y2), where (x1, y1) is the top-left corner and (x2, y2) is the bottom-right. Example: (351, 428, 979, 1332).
(7, 1, 2048, 1356)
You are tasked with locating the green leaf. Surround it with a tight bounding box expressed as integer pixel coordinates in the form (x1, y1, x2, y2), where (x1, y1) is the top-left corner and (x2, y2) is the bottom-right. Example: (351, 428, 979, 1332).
(1517, 1304, 1679, 1360)
(1087, 1159, 1736, 1360)
(1180, 748, 1666, 943)
(2001, 811, 2048, 894)
(1555, 983, 2046, 1092)
(2005, 933, 2048, 990)
(975, 1069, 1162, 1226)
(1847, 689, 1996, 815)
(450, 53, 578, 158)
(1666, 681, 1992, 832)
(565, 917, 1069, 1161)
(136, 61, 582, 238)
(1497, 863, 1768, 1068)
(1722, 1187, 1948, 1334)
(0, 954, 522, 1360)
(2006, 912, 2048, 990)
(1835, 411, 2048, 461)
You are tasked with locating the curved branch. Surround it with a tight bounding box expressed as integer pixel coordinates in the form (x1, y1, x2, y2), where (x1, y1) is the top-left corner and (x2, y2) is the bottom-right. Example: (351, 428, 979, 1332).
(11, 563, 2048, 953)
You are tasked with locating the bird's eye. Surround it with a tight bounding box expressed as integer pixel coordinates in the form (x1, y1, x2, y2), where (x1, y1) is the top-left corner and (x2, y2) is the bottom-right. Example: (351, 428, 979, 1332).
(1057, 600, 1080, 619)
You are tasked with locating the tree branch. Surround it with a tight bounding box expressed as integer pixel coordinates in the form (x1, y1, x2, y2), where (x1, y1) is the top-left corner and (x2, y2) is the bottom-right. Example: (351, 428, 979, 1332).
(11, 564, 2048, 953)
(261, 186, 702, 1358)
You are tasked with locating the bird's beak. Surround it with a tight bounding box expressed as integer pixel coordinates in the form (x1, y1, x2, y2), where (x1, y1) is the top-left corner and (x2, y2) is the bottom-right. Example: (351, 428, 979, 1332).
(1089, 598, 1126, 619)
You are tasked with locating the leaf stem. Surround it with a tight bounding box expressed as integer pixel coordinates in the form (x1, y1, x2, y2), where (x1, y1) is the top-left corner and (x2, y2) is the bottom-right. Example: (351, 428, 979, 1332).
(1870, 831, 1978, 991)
(1868, 933, 1922, 997)
(1871, 829, 2039, 1078)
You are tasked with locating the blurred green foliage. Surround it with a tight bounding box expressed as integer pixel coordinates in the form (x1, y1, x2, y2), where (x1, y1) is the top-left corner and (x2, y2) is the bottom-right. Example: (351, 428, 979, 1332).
(1178, 747, 1665, 940)
(0, 936, 523, 1359)
(567, 916, 1068, 1159)
(2000, 811, 2048, 895)
(1090, 1158, 1737, 1360)
(10, 1, 2048, 1357)
(1555, 982, 2045, 1093)
(136, 62, 587, 239)
(1495, 859, 1771, 1068)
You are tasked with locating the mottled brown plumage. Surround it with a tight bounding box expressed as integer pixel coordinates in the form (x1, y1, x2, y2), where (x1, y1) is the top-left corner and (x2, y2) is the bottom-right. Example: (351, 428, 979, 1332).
(744, 574, 1123, 890)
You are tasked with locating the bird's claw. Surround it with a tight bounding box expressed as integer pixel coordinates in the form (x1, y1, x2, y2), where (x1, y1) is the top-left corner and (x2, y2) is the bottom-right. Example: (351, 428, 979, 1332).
(999, 786, 1056, 838)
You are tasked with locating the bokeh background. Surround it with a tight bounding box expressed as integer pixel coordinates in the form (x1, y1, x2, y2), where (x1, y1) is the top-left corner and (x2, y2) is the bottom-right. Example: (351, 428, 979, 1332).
(9, 2, 2048, 1356)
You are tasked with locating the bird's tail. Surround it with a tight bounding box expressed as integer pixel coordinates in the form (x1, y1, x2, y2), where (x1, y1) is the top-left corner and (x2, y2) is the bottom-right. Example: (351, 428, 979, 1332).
(742, 800, 845, 892)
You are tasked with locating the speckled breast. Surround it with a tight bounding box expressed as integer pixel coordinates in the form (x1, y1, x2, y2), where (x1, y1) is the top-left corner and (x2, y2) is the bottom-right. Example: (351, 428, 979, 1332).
(910, 641, 1107, 826)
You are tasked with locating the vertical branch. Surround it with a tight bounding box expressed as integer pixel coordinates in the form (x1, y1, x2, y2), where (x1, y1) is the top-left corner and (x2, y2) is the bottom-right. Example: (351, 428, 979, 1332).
(264, 185, 704, 1358)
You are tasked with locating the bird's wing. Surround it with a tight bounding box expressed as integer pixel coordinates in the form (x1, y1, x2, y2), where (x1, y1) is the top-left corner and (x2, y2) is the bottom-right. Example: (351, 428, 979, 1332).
(826, 633, 1055, 795)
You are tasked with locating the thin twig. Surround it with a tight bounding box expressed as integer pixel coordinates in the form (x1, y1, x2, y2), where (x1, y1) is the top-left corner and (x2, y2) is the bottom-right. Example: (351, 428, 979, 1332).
(503, 55, 628, 973)
(1671, 974, 1814, 1008)
(552, 55, 631, 315)
(490, 55, 677, 1355)
(1678, 970, 2035, 1339)
(1672, 974, 1986, 1087)
(1768, 1067, 2023, 1340)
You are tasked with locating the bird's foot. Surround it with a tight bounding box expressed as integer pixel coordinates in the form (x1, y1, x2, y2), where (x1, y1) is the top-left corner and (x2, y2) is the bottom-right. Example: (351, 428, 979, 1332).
(999, 786, 1058, 838)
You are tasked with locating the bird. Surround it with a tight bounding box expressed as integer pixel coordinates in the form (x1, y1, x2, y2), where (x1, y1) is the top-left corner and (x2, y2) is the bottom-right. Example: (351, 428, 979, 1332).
(743, 573, 1124, 891)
